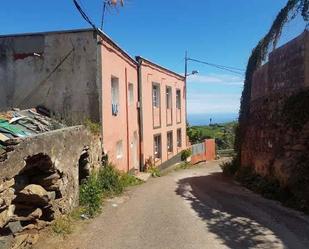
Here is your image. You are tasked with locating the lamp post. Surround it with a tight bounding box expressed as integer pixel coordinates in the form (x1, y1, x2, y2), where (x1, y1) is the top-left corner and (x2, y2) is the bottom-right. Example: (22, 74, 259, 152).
(184, 51, 198, 146)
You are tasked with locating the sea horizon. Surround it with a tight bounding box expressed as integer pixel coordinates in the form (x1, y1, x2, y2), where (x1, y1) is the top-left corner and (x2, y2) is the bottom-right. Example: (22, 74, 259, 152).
(188, 113, 238, 126)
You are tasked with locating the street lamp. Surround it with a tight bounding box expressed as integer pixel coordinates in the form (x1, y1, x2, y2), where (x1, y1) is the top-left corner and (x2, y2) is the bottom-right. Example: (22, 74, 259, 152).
(184, 51, 198, 146)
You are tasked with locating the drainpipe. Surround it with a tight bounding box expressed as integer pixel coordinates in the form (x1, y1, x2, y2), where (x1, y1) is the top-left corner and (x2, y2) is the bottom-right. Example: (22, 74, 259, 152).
(125, 67, 130, 172)
(136, 57, 144, 172)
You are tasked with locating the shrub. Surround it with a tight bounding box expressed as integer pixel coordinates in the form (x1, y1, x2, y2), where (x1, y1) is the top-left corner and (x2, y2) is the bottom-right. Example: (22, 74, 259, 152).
(220, 157, 239, 176)
(79, 163, 143, 216)
(79, 174, 102, 217)
(181, 149, 192, 161)
(97, 164, 123, 195)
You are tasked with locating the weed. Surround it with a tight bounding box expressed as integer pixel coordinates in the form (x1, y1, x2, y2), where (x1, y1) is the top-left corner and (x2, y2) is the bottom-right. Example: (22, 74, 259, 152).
(146, 165, 161, 177)
(79, 174, 102, 217)
(84, 118, 101, 135)
(175, 162, 192, 170)
(52, 216, 73, 235)
(120, 173, 143, 188)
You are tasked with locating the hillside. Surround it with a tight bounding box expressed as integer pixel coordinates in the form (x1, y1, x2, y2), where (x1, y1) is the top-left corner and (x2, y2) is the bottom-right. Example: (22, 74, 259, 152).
(187, 122, 237, 150)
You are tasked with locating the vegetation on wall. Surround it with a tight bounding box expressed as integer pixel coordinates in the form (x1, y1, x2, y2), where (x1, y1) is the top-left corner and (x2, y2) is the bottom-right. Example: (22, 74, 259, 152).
(236, 0, 309, 164)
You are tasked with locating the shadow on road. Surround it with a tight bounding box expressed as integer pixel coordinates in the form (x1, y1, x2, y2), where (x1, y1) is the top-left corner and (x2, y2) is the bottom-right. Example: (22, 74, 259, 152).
(175, 172, 294, 249)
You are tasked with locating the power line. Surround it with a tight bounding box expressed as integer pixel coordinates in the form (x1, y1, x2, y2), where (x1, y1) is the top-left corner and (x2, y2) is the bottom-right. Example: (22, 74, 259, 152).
(187, 57, 245, 75)
(73, 0, 98, 30)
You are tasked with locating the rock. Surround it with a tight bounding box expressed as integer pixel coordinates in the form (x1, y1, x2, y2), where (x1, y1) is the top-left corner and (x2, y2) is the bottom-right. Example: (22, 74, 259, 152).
(47, 191, 56, 201)
(7, 221, 23, 234)
(14, 208, 42, 221)
(0, 188, 16, 207)
(0, 205, 15, 228)
(11, 234, 28, 249)
(35, 220, 50, 230)
(0, 179, 15, 193)
(17, 184, 49, 205)
(0, 235, 14, 249)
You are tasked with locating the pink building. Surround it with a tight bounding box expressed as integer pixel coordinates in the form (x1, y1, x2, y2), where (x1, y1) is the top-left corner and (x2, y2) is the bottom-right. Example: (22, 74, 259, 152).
(136, 57, 187, 168)
(100, 35, 140, 173)
(0, 29, 187, 172)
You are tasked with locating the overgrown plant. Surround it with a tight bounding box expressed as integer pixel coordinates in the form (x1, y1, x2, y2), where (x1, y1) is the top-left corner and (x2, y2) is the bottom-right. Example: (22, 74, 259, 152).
(79, 163, 142, 217)
(181, 149, 192, 162)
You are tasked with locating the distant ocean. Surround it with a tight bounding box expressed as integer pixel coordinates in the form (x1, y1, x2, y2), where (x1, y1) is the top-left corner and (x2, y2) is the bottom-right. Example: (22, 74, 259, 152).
(188, 113, 238, 126)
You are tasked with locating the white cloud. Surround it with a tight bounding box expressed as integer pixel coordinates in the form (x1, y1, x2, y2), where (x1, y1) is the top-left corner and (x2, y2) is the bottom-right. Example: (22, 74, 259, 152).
(187, 93, 240, 114)
(187, 74, 244, 86)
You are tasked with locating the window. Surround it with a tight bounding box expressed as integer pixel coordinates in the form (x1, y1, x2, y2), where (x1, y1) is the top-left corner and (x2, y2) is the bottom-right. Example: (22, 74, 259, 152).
(167, 131, 173, 153)
(111, 77, 120, 116)
(116, 140, 123, 159)
(166, 86, 172, 109)
(154, 134, 162, 159)
(128, 83, 134, 106)
(177, 129, 182, 147)
(152, 84, 160, 108)
(176, 89, 181, 109)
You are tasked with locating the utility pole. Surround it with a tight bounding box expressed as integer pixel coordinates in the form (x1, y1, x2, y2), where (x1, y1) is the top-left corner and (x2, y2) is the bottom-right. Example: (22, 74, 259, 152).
(185, 51, 188, 146)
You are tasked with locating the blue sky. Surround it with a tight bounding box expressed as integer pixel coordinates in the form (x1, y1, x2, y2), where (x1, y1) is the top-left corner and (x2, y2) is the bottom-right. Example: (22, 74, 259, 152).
(0, 0, 306, 117)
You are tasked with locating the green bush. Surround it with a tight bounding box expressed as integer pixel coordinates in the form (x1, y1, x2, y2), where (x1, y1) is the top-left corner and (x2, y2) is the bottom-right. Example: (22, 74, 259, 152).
(181, 149, 192, 161)
(220, 157, 239, 176)
(79, 163, 143, 216)
(79, 174, 102, 217)
(97, 164, 123, 195)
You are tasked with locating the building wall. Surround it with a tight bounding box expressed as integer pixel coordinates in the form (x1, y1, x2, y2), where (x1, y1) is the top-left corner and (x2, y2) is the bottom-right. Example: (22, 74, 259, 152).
(100, 36, 139, 172)
(241, 31, 309, 185)
(138, 59, 187, 167)
(0, 30, 101, 124)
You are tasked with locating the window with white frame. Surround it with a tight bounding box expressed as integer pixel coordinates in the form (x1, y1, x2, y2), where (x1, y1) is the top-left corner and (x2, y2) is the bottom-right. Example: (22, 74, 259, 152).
(166, 86, 172, 109)
(176, 89, 181, 109)
(177, 129, 182, 147)
(116, 140, 123, 159)
(128, 83, 134, 106)
(167, 131, 173, 153)
(154, 134, 162, 159)
(152, 84, 160, 108)
(111, 77, 120, 116)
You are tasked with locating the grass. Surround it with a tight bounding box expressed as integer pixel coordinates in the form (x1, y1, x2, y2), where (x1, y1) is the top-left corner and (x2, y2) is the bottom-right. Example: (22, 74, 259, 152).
(52, 216, 73, 235)
(175, 162, 193, 171)
(146, 165, 161, 177)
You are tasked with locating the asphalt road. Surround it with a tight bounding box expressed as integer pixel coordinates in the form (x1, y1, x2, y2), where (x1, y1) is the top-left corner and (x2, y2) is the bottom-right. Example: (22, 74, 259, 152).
(39, 160, 309, 249)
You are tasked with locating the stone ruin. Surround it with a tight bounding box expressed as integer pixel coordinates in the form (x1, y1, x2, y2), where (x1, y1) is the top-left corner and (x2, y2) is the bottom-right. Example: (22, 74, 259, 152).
(0, 109, 101, 248)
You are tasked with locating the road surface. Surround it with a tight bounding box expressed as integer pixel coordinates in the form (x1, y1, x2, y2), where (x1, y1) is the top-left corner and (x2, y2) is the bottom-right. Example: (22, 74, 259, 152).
(38, 160, 309, 249)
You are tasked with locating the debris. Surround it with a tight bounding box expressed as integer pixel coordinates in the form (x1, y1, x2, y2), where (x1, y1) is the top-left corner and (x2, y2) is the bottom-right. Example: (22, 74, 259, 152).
(7, 221, 23, 234)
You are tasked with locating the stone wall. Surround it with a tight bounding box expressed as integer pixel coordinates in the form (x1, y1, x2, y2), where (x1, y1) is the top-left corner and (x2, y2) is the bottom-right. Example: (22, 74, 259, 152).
(241, 31, 309, 186)
(0, 126, 101, 246)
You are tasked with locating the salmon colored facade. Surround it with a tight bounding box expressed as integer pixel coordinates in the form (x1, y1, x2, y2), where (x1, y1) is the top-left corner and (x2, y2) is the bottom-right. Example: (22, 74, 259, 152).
(0, 28, 189, 173)
(100, 35, 140, 173)
(136, 57, 187, 168)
